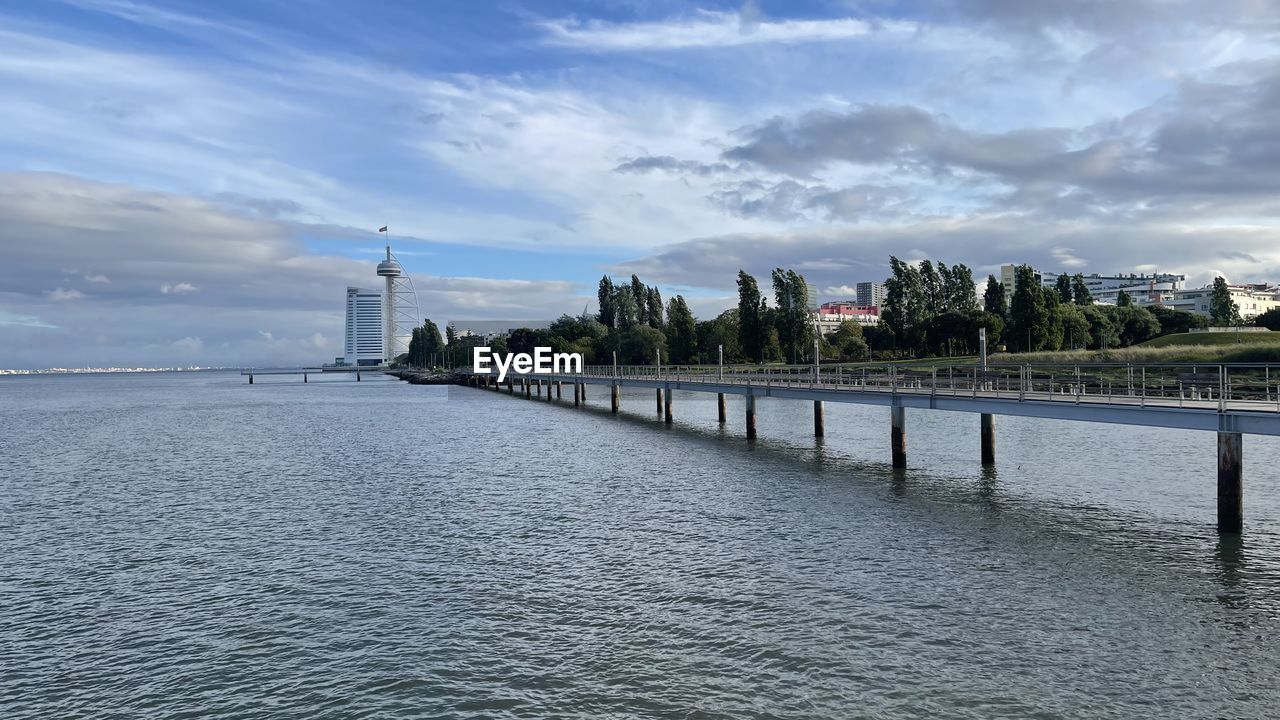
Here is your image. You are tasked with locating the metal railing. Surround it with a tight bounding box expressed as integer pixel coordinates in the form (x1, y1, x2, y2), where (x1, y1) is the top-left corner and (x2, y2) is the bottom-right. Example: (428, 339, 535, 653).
(508, 362, 1280, 415)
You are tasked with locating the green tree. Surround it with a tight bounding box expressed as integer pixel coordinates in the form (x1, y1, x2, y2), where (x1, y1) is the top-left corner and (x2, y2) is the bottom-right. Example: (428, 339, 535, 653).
(1008, 265, 1053, 352)
(882, 256, 927, 354)
(614, 285, 639, 329)
(1082, 305, 1120, 349)
(617, 324, 667, 365)
(597, 276, 616, 329)
(665, 295, 697, 363)
(828, 320, 869, 360)
(1210, 276, 1241, 325)
(1071, 274, 1093, 305)
(943, 263, 978, 313)
(1058, 303, 1091, 350)
(771, 268, 813, 363)
(1149, 305, 1208, 335)
(1253, 307, 1280, 331)
(646, 286, 664, 329)
(1116, 289, 1133, 307)
(1114, 305, 1161, 346)
(982, 275, 1006, 319)
(696, 309, 741, 364)
(1054, 274, 1073, 304)
(407, 319, 445, 367)
(920, 260, 944, 315)
(737, 270, 767, 362)
(630, 275, 648, 325)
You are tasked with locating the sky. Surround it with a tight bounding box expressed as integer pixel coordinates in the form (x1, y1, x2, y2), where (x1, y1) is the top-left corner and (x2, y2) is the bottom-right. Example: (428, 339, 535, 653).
(2, 0, 1279, 368)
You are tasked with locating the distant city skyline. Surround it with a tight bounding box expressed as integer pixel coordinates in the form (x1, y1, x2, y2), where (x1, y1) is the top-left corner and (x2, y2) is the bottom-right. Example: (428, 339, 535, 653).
(2, 0, 1279, 368)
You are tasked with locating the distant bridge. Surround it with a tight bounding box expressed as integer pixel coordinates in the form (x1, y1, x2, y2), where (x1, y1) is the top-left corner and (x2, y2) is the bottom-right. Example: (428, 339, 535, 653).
(458, 362, 1280, 535)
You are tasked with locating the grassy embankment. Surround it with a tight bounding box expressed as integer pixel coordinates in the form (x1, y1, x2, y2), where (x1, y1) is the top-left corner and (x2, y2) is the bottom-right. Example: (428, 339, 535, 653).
(1001, 330, 1280, 364)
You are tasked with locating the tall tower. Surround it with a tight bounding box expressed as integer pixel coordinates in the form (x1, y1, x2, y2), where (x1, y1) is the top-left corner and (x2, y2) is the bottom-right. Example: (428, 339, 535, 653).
(375, 234, 421, 364)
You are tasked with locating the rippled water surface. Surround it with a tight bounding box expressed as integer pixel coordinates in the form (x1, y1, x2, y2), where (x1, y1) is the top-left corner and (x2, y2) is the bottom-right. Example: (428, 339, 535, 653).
(4, 370, 1280, 719)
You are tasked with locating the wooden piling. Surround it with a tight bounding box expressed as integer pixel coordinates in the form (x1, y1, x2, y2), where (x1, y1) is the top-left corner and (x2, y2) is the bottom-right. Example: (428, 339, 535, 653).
(1218, 431, 1243, 534)
(745, 395, 757, 440)
(891, 405, 907, 468)
(981, 413, 995, 465)
(717, 393, 726, 424)
(664, 384, 673, 424)
(813, 400, 824, 437)
(611, 384, 620, 414)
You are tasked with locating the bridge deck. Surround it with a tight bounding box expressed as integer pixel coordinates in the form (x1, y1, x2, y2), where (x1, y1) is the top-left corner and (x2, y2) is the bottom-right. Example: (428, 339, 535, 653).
(466, 365, 1280, 437)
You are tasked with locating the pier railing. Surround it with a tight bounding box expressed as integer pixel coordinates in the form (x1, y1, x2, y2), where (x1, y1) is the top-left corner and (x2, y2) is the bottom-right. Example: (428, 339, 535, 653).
(551, 362, 1280, 415)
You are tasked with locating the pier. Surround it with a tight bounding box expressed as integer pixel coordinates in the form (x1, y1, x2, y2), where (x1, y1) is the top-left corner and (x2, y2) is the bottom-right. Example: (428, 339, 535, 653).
(457, 362, 1280, 535)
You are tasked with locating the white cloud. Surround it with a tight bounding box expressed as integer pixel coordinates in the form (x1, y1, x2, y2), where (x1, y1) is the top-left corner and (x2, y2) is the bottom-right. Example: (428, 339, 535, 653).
(84, 273, 110, 283)
(160, 282, 198, 295)
(46, 288, 85, 301)
(539, 9, 910, 51)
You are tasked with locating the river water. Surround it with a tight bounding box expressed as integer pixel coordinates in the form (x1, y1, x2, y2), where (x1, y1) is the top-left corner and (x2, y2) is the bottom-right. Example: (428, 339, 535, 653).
(3, 370, 1280, 719)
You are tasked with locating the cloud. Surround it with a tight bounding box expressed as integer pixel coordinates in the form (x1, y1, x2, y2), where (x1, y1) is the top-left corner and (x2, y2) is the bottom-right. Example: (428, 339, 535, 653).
(46, 288, 86, 301)
(0, 173, 593, 368)
(539, 9, 908, 51)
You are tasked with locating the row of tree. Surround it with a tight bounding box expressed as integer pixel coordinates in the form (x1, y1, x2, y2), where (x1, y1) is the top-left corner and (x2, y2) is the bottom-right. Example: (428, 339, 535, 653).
(398, 261, 1226, 369)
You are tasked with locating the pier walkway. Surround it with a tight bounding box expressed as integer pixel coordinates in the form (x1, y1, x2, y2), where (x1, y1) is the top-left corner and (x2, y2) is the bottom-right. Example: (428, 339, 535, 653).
(459, 362, 1280, 534)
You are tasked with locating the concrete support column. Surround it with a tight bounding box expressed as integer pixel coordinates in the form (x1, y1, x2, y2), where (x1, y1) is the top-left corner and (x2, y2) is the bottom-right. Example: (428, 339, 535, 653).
(524, 379, 531, 398)
(1218, 431, 1243, 534)
(507, 379, 513, 394)
(304, 372, 308, 383)
(611, 384, 620, 414)
(981, 413, 996, 465)
(813, 400, 824, 438)
(745, 394, 757, 440)
(656, 388, 663, 415)
(580, 383, 586, 402)
(556, 381, 562, 399)
(248, 374, 254, 384)
(573, 382, 580, 407)
(717, 393, 726, 424)
(664, 384, 673, 425)
(536, 380, 542, 397)
(891, 405, 907, 468)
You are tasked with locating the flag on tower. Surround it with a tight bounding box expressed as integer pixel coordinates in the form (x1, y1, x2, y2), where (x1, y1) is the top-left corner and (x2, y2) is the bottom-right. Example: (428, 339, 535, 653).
(378, 226, 388, 233)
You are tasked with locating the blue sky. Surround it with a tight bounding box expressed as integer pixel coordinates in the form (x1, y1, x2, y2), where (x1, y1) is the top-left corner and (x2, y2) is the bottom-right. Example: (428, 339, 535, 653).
(2, 0, 1279, 367)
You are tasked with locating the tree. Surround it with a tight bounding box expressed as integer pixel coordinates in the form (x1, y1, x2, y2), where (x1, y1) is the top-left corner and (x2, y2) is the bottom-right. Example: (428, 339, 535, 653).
(920, 260, 944, 315)
(1116, 289, 1133, 307)
(1082, 306, 1120, 350)
(1210, 276, 1241, 325)
(982, 275, 1006, 319)
(737, 270, 766, 362)
(597, 276, 616, 328)
(1058, 304, 1091, 350)
(665, 295, 697, 363)
(1008, 265, 1053, 352)
(943, 263, 978, 313)
(1149, 305, 1208, 335)
(828, 320, 869, 360)
(1071, 274, 1093, 305)
(630, 275, 648, 325)
(614, 285, 639, 329)
(646, 286, 664, 329)
(1253, 307, 1280, 331)
(771, 268, 813, 363)
(1114, 305, 1161, 346)
(882, 256, 927, 354)
(696, 309, 741, 364)
(406, 319, 444, 367)
(617, 324, 667, 365)
(1054, 274, 1073, 304)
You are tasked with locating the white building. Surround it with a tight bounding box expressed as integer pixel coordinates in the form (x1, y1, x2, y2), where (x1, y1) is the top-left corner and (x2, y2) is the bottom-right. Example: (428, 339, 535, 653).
(344, 286, 385, 366)
(1162, 284, 1280, 320)
(855, 281, 886, 308)
(1000, 265, 1184, 305)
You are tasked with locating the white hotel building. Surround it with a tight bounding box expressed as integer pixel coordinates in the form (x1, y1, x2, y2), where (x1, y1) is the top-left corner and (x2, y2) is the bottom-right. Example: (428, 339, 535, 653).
(343, 286, 385, 366)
